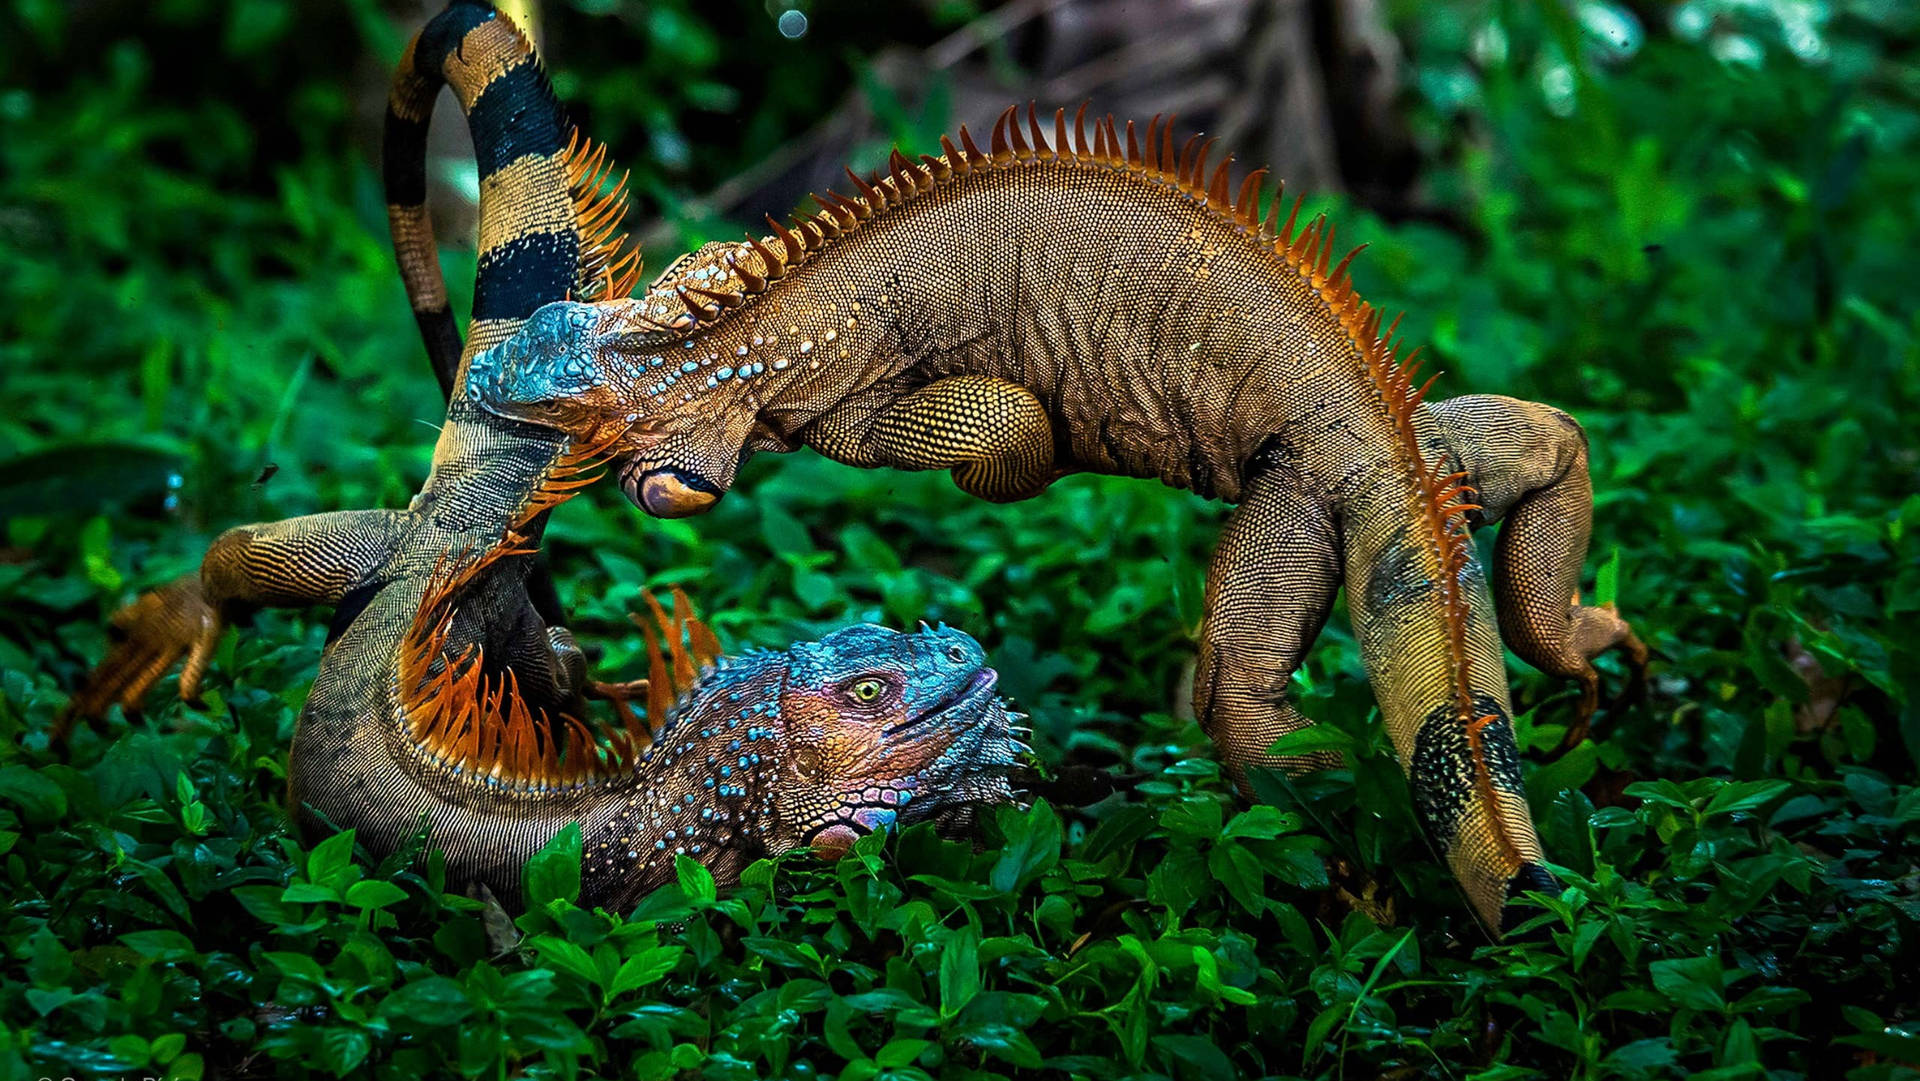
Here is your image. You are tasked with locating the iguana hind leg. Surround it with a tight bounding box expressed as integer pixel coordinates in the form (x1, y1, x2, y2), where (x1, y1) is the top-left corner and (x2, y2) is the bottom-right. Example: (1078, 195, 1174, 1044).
(1430, 395, 1649, 745)
(1192, 468, 1342, 786)
(805, 375, 1057, 502)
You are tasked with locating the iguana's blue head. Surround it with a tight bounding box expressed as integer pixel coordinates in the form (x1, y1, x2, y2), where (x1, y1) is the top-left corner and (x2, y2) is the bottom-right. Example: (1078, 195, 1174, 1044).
(652, 622, 1024, 863)
(770, 622, 1024, 857)
(463, 298, 739, 520)
(464, 301, 661, 452)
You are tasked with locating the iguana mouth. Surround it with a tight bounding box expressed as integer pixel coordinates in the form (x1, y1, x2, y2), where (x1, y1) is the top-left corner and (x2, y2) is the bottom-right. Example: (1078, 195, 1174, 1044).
(884, 669, 998, 741)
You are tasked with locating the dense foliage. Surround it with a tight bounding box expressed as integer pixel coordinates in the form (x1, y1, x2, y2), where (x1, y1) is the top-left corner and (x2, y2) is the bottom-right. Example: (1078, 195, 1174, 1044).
(2, 0, 1916, 1077)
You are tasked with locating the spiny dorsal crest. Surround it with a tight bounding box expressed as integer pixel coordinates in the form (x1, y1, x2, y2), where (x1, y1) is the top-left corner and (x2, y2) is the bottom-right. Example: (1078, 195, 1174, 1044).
(397, 429, 721, 787)
(563, 128, 642, 302)
(399, 573, 727, 787)
(397, 537, 638, 791)
(619, 104, 1475, 576)
(631, 586, 722, 727)
(624, 102, 1375, 337)
(613, 103, 1476, 595)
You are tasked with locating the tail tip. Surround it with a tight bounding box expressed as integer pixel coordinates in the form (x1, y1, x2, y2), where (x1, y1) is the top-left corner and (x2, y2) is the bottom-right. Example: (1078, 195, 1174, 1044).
(1498, 862, 1559, 937)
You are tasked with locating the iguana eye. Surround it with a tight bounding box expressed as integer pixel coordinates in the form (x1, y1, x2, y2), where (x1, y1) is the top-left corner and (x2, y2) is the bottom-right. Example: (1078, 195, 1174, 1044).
(946, 645, 967, 663)
(847, 678, 885, 703)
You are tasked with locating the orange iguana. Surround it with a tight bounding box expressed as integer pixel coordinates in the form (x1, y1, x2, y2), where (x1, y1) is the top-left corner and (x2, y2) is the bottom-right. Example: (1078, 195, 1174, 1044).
(429, 64, 1647, 930)
(94, 2, 1639, 933)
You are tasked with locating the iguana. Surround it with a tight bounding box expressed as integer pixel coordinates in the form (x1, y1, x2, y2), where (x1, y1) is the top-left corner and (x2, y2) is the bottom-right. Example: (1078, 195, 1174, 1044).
(67, 1, 1023, 909)
(71, 374, 1021, 911)
(393, 42, 1647, 928)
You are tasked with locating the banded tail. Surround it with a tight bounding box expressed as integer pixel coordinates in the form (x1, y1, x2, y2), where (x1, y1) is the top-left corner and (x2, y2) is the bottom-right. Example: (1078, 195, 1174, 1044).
(1339, 439, 1555, 934)
(383, 0, 639, 399)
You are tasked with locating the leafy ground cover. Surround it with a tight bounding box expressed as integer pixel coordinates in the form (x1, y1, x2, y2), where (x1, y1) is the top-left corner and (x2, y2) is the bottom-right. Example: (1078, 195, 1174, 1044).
(2, 0, 1916, 1077)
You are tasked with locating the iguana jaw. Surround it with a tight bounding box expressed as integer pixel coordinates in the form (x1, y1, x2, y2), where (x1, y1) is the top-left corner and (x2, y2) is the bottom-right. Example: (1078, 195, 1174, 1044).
(621, 461, 723, 518)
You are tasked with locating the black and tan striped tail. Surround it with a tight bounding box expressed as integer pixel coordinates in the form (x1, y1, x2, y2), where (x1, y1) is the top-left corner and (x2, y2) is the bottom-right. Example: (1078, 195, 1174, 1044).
(383, 0, 638, 399)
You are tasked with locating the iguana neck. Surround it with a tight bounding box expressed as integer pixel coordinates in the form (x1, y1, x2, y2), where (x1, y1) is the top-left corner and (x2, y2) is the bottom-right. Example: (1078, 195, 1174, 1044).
(411, 405, 575, 545)
(577, 653, 790, 907)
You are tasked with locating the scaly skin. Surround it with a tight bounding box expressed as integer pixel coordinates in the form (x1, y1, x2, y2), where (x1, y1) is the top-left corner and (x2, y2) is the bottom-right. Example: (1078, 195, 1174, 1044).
(383, 0, 640, 628)
(368, 4, 1641, 931)
(70, 5, 1023, 904)
(72, 387, 1021, 912)
(462, 104, 1648, 933)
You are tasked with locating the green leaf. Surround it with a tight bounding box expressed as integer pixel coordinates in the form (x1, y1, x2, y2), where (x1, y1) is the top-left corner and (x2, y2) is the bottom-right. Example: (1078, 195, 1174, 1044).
(1595, 545, 1621, 607)
(1147, 846, 1209, 916)
(1208, 842, 1267, 915)
(524, 823, 582, 907)
(0, 765, 67, 822)
(1160, 796, 1224, 838)
(281, 882, 340, 905)
(150, 1033, 186, 1066)
(1155, 1034, 1237, 1080)
(318, 1027, 370, 1077)
(990, 799, 1061, 892)
(264, 951, 327, 986)
(1222, 805, 1300, 839)
(529, 935, 603, 987)
(876, 1038, 932, 1068)
(675, 853, 717, 905)
(939, 925, 981, 1019)
(119, 930, 196, 962)
(1649, 955, 1726, 1011)
(1080, 804, 1157, 864)
(1263, 726, 1354, 757)
(233, 885, 305, 927)
(343, 879, 408, 910)
(609, 946, 684, 996)
(1703, 779, 1792, 817)
(381, 976, 472, 1026)
(306, 828, 358, 891)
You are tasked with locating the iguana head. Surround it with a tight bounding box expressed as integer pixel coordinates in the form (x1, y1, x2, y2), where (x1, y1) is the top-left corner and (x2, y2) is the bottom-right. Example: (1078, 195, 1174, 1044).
(465, 297, 771, 519)
(463, 300, 670, 457)
(606, 621, 1023, 895)
(768, 622, 1023, 857)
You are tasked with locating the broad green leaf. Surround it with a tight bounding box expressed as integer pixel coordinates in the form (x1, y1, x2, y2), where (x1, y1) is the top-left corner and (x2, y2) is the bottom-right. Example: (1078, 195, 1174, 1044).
(305, 829, 358, 891)
(675, 853, 717, 905)
(939, 925, 981, 1018)
(524, 823, 583, 907)
(343, 879, 408, 910)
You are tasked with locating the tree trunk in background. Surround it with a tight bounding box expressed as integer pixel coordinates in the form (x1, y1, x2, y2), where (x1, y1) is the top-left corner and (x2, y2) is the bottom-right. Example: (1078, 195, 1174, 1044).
(656, 0, 1417, 252)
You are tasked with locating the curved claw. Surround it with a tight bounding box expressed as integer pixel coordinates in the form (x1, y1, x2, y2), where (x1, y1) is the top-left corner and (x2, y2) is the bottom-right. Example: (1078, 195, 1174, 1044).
(1552, 621, 1652, 755)
(59, 575, 224, 743)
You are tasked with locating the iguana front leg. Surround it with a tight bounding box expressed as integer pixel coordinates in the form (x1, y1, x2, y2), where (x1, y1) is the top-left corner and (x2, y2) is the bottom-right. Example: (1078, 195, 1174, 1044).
(804, 375, 1058, 502)
(1192, 468, 1342, 785)
(69, 509, 403, 720)
(1429, 395, 1649, 743)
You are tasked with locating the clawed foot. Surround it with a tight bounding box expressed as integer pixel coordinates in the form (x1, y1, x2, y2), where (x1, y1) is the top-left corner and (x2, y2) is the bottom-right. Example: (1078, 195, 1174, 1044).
(583, 677, 650, 733)
(1553, 610, 1651, 753)
(60, 575, 224, 742)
